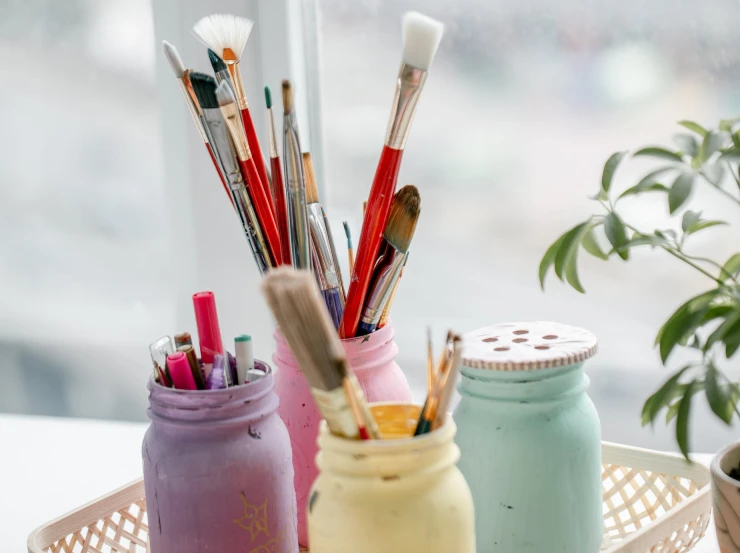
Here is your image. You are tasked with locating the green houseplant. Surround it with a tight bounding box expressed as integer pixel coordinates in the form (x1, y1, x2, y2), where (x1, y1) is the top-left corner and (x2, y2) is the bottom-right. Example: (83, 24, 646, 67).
(539, 118, 740, 458)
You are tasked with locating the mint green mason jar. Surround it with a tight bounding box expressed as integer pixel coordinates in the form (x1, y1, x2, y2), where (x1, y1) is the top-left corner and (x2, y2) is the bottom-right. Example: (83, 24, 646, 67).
(453, 322, 602, 553)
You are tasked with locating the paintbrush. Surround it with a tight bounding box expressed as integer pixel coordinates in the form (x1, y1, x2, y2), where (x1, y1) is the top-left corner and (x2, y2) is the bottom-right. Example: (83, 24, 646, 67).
(265, 85, 291, 265)
(414, 333, 461, 435)
(343, 221, 355, 274)
(262, 268, 375, 439)
(304, 152, 345, 328)
(282, 81, 310, 269)
(339, 12, 443, 338)
(356, 185, 420, 336)
(192, 15, 273, 213)
(162, 40, 233, 206)
(378, 253, 409, 328)
(216, 81, 281, 266)
(190, 72, 272, 273)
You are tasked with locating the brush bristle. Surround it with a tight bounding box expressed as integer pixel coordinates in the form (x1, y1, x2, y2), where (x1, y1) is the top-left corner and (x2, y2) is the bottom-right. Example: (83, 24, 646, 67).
(401, 12, 444, 70)
(343, 221, 352, 247)
(261, 268, 345, 391)
(208, 49, 227, 73)
(189, 72, 218, 110)
(264, 86, 272, 109)
(282, 80, 293, 114)
(384, 185, 421, 252)
(192, 14, 254, 60)
(162, 40, 186, 78)
(215, 81, 236, 107)
(302, 153, 319, 204)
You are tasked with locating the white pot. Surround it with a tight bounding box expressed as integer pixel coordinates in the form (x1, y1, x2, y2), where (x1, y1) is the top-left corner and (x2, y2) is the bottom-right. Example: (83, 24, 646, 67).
(711, 441, 740, 553)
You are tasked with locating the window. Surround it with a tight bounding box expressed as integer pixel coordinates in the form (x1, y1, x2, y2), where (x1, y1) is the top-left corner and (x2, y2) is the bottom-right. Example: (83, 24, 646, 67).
(5, 0, 740, 453)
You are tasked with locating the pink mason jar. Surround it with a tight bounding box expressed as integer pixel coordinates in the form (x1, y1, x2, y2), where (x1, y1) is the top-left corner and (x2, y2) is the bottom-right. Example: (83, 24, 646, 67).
(273, 321, 412, 546)
(143, 361, 299, 553)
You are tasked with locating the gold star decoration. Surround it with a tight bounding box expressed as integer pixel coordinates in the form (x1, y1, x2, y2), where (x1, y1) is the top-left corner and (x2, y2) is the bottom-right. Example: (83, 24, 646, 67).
(234, 493, 269, 540)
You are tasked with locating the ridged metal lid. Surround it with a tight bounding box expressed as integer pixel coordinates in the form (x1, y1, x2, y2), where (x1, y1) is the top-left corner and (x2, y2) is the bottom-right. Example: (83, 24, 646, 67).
(462, 322, 598, 371)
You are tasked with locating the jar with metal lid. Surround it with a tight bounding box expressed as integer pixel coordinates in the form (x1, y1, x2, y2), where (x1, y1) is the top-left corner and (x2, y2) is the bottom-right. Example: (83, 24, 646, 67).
(453, 322, 602, 553)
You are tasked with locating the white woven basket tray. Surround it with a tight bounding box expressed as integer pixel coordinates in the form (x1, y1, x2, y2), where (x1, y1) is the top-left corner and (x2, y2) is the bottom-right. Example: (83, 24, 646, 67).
(27, 442, 711, 553)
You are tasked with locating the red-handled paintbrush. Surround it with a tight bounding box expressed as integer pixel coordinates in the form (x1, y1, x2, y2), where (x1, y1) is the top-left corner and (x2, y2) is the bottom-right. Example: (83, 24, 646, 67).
(192, 14, 274, 217)
(339, 12, 444, 338)
(216, 82, 281, 266)
(265, 85, 291, 265)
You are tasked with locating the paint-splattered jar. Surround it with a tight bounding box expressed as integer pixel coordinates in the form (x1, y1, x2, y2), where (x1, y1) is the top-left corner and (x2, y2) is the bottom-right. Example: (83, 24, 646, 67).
(273, 322, 412, 546)
(142, 361, 299, 553)
(307, 403, 476, 553)
(454, 322, 602, 553)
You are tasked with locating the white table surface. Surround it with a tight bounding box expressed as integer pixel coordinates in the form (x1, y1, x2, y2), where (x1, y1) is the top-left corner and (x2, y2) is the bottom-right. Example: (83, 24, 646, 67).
(1, 413, 720, 553)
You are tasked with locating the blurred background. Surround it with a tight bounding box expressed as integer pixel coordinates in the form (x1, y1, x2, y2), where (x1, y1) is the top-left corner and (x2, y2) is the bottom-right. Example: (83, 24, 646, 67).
(2, 0, 740, 452)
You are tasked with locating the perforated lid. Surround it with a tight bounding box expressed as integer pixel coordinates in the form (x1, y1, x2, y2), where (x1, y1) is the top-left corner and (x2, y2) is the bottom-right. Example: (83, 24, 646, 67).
(462, 321, 598, 371)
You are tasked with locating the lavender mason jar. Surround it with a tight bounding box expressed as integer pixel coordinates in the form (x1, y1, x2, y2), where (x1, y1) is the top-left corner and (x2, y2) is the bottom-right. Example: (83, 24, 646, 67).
(143, 361, 299, 553)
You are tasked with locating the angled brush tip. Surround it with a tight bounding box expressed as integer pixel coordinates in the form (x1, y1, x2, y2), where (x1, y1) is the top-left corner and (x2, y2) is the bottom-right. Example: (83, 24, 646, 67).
(401, 11, 444, 70)
(302, 153, 319, 204)
(215, 81, 236, 107)
(264, 85, 272, 109)
(384, 185, 421, 252)
(207, 48, 227, 73)
(192, 13, 254, 60)
(282, 80, 293, 114)
(189, 72, 218, 110)
(162, 40, 185, 78)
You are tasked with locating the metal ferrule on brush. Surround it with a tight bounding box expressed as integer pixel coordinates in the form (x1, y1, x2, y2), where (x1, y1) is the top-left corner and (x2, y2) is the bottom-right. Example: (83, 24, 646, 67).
(202, 108, 271, 273)
(283, 112, 310, 269)
(307, 204, 340, 290)
(226, 62, 249, 110)
(384, 64, 428, 150)
(179, 77, 208, 143)
(360, 249, 408, 329)
(220, 103, 251, 161)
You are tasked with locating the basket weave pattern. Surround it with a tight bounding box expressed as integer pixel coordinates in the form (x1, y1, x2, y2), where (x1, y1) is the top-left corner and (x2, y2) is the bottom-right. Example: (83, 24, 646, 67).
(30, 444, 712, 553)
(601, 463, 710, 552)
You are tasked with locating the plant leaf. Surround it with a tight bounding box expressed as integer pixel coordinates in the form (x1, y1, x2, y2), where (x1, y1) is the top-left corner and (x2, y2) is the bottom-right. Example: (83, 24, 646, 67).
(668, 172, 694, 214)
(641, 366, 693, 426)
(706, 364, 734, 424)
(634, 147, 683, 162)
(724, 321, 740, 358)
(703, 162, 724, 185)
(686, 220, 728, 235)
(666, 382, 704, 423)
(700, 130, 730, 162)
(564, 246, 585, 293)
(705, 309, 740, 352)
(673, 133, 699, 157)
(604, 212, 629, 260)
(681, 210, 701, 232)
(722, 253, 740, 280)
(655, 289, 721, 362)
(676, 381, 696, 459)
(602, 151, 627, 193)
(554, 222, 589, 282)
(538, 233, 567, 290)
(581, 225, 609, 260)
(678, 120, 708, 136)
(588, 189, 609, 201)
(719, 118, 740, 133)
(619, 182, 669, 199)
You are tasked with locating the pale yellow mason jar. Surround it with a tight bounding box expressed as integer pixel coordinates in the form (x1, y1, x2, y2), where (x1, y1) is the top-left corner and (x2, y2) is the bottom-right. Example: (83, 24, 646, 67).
(307, 403, 476, 553)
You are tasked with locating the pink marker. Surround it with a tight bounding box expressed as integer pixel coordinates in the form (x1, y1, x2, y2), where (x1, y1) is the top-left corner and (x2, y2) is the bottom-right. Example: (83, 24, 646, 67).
(167, 352, 197, 390)
(193, 291, 224, 378)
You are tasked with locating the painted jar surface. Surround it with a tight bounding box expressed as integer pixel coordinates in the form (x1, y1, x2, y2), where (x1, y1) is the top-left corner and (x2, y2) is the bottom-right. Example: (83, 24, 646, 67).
(143, 362, 299, 553)
(273, 321, 411, 545)
(308, 403, 476, 553)
(453, 322, 602, 553)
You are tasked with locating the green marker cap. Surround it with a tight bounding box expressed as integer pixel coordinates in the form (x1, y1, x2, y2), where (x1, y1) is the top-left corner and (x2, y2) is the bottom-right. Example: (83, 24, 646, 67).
(234, 334, 252, 343)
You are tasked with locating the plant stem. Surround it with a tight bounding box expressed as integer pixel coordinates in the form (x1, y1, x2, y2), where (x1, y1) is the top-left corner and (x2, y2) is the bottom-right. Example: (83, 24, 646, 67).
(699, 169, 740, 206)
(624, 223, 724, 285)
(681, 252, 738, 284)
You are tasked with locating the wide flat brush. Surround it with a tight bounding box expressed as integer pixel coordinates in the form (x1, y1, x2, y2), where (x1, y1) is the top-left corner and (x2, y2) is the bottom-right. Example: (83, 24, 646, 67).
(162, 40, 232, 206)
(340, 12, 444, 338)
(265, 86, 291, 265)
(357, 185, 420, 336)
(261, 268, 372, 439)
(216, 82, 281, 266)
(282, 81, 310, 269)
(192, 15, 273, 215)
(190, 72, 271, 273)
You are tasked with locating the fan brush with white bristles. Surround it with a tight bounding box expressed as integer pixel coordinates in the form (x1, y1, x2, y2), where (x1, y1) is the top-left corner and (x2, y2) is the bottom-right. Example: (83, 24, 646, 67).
(339, 11, 444, 339)
(191, 13, 273, 229)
